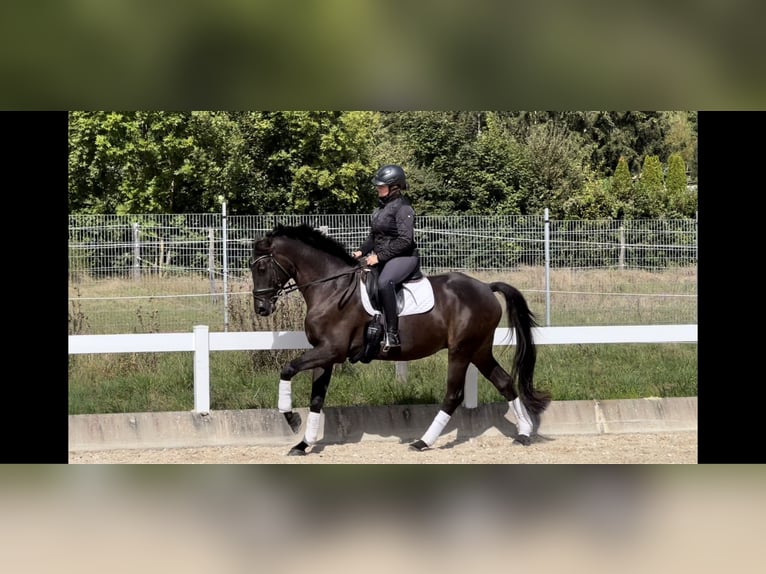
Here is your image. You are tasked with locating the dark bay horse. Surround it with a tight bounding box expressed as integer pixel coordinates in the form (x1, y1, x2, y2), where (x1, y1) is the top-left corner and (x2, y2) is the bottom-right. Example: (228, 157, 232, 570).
(250, 223, 551, 455)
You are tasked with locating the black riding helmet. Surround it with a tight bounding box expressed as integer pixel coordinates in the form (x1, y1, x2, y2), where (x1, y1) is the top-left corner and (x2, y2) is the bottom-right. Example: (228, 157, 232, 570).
(371, 164, 408, 190)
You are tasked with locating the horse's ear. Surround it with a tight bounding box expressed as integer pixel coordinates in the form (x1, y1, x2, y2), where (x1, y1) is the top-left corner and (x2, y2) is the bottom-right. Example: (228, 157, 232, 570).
(253, 236, 271, 253)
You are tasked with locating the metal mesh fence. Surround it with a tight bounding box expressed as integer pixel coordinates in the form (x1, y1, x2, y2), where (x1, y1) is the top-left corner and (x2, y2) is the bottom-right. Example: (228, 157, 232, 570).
(68, 213, 697, 334)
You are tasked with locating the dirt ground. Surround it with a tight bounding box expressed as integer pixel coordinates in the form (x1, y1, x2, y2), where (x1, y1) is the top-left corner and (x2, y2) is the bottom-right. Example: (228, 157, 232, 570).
(68, 430, 697, 464)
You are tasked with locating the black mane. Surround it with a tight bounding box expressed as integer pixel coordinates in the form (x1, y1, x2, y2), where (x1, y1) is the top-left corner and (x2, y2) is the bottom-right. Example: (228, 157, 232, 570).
(260, 223, 358, 265)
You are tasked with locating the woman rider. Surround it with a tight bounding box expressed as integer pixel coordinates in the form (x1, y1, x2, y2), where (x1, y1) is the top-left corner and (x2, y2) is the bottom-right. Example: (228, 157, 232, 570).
(352, 164, 420, 350)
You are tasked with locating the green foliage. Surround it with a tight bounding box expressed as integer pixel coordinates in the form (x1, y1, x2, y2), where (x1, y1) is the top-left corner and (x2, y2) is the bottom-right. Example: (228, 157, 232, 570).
(68, 111, 244, 214)
(611, 156, 634, 218)
(637, 155, 664, 217)
(663, 111, 698, 180)
(561, 166, 616, 219)
(665, 153, 694, 217)
(242, 110, 380, 214)
(563, 111, 666, 176)
(523, 118, 592, 217)
(454, 112, 530, 214)
(69, 110, 698, 219)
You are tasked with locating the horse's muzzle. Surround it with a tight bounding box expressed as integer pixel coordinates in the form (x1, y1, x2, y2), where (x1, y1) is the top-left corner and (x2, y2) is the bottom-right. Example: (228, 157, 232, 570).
(252, 294, 276, 316)
(256, 305, 273, 317)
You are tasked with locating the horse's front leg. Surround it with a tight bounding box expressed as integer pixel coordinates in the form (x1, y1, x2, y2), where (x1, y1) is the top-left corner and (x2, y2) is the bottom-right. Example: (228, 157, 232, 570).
(275, 345, 340, 455)
(285, 365, 333, 456)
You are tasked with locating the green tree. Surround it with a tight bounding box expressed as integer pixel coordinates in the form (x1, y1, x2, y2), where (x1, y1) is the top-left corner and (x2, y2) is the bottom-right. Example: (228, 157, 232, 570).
(69, 110, 380, 215)
(180, 111, 249, 212)
(561, 166, 616, 219)
(69, 111, 128, 213)
(611, 156, 635, 218)
(68, 111, 245, 214)
(665, 152, 694, 217)
(523, 118, 592, 217)
(240, 110, 380, 214)
(381, 111, 480, 213)
(663, 111, 698, 181)
(637, 155, 664, 217)
(566, 111, 669, 176)
(69, 110, 698, 218)
(455, 111, 530, 214)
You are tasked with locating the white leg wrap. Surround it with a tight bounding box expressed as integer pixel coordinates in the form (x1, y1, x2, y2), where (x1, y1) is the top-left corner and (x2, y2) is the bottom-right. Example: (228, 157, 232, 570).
(278, 380, 292, 413)
(511, 397, 533, 436)
(420, 410, 451, 447)
(303, 411, 322, 446)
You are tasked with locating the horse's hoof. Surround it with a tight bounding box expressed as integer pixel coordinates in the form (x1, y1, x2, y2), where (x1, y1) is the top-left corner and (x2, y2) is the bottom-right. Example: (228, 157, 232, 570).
(513, 434, 531, 446)
(283, 411, 302, 433)
(287, 440, 309, 456)
(409, 439, 429, 451)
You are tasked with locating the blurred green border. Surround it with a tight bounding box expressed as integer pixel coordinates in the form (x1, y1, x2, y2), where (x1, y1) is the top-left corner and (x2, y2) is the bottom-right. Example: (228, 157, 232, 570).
(2, 1, 764, 109)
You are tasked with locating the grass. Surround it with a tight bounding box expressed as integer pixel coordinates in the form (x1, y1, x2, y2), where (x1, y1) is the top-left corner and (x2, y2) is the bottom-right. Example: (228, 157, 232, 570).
(68, 343, 697, 415)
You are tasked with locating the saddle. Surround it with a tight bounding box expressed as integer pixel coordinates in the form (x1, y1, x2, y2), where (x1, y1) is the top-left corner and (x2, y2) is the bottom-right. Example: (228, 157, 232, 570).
(350, 262, 433, 364)
(363, 262, 424, 313)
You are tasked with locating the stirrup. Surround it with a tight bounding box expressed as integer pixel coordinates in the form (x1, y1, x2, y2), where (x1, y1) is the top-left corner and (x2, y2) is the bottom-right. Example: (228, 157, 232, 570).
(383, 331, 400, 350)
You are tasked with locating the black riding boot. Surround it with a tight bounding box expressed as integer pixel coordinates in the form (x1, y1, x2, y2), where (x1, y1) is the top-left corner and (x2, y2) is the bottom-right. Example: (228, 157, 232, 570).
(379, 280, 400, 349)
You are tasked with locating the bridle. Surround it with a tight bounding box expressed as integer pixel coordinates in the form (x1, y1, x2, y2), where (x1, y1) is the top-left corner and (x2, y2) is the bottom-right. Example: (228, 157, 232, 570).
(249, 254, 296, 304)
(250, 253, 364, 305)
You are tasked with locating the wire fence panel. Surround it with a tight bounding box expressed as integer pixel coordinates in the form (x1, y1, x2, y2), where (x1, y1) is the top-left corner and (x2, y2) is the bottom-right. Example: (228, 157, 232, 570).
(68, 213, 698, 334)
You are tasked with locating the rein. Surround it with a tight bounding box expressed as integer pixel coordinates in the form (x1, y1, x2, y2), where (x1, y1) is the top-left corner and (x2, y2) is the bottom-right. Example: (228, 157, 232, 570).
(251, 254, 364, 301)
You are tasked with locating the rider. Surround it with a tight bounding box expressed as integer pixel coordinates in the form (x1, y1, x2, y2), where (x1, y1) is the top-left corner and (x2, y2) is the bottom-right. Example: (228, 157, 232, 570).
(352, 164, 420, 350)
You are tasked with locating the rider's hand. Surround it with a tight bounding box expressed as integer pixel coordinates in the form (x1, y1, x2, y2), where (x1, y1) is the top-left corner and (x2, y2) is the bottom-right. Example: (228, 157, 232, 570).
(365, 252, 379, 266)
(352, 250, 363, 259)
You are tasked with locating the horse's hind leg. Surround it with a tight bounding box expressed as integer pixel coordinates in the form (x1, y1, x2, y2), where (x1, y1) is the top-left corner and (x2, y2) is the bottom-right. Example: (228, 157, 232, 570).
(410, 354, 470, 451)
(472, 349, 536, 445)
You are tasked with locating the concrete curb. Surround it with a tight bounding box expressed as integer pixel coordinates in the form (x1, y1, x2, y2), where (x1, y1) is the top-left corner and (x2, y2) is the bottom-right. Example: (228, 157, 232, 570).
(69, 397, 697, 452)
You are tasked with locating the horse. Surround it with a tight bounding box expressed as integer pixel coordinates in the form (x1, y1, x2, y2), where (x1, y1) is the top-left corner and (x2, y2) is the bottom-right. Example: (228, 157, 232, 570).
(249, 223, 551, 456)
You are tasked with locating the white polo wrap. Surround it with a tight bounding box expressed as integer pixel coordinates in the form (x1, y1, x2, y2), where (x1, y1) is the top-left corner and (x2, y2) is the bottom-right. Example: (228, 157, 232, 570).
(304, 411, 322, 446)
(278, 380, 292, 413)
(420, 410, 451, 447)
(511, 397, 533, 436)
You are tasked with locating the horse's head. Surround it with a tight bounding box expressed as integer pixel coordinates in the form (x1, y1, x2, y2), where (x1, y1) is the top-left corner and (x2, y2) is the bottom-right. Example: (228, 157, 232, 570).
(249, 224, 359, 315)
(249, 235, 292, 316)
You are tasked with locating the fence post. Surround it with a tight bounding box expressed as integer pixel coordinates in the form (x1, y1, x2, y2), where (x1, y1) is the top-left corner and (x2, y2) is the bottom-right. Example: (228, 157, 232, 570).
(395, 361, 408, 383)
(221, 199, 229, 332)
(544, 208, 551, 326)
(208, 228, 216, 301)
(132, 222, 140, 280)
(463, 365, 478, 408)
(619, 224, 626, 269)
(193, 325, 210, 414)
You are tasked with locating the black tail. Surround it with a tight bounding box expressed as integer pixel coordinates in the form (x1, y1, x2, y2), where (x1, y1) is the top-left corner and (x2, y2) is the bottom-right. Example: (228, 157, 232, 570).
(490, 282, 552, 415)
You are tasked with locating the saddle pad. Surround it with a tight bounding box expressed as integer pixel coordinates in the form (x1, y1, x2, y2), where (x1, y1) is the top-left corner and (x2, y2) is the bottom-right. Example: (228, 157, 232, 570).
(360, 277, 435, 317)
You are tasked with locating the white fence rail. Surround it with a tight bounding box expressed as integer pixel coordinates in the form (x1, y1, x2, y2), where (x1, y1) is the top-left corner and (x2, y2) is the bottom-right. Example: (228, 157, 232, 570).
(68, 325, 698, 413)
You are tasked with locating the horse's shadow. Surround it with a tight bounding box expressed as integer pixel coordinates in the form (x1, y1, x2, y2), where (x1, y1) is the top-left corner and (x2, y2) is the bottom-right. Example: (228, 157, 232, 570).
(294, 402, 554, 455)
(437, 405, 556, 451)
